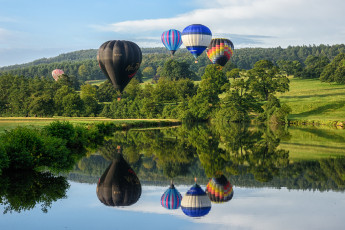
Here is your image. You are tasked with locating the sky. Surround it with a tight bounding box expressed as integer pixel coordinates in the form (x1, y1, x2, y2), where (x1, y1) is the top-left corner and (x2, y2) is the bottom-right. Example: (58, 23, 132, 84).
(1, 0, 345, 67)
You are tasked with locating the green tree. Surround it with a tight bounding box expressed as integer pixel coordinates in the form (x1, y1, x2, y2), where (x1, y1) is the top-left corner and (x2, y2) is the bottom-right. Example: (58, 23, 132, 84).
(188, 65, 229, 120)
(160, 59, 198, 80)
(142, 66, 155, 79)
(97, 80, 117, 102)
(247, 60, 289, 101)
(320, 53, 345, 83)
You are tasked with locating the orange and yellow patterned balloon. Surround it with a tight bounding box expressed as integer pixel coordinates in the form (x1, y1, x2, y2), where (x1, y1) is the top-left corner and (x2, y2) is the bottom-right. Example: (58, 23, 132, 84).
(206, 38, 234, 66)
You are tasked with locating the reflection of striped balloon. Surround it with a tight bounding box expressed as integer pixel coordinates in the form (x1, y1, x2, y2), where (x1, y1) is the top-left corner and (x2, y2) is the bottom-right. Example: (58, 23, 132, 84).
(161, 29, 182, 55)
(161, 183, 182, 209)
(51, 69, 64, 81)
(181, 24, 212, 59)
(206, 175, 234, 203)
(206, 38, 234, 66)
(181, 183, 211, 217)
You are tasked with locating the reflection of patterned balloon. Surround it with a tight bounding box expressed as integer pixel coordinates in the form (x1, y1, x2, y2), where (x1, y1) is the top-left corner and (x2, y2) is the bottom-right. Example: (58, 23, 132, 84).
(181, 24, 212, 59)
(206, 38, 234, 66)
(161, 29, 182, 55)
(161, 183, 182, 209)
(181, 183, 211, 217)
(206, 175, 234, 203)
(52, 69, 64, 81)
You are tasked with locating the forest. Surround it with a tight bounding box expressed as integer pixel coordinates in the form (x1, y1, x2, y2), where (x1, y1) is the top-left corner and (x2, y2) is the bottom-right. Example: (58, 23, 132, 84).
(0, 44, 345, 123)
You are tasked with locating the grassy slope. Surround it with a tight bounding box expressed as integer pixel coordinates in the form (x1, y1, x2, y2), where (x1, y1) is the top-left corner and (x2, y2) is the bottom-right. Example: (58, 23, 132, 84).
(0, 117, 180, 133)
(278, 78, 345, 122)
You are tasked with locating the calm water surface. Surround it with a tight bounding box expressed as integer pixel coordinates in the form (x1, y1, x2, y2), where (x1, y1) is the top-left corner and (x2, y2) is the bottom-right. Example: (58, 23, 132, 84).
(1, 124, 345, 230)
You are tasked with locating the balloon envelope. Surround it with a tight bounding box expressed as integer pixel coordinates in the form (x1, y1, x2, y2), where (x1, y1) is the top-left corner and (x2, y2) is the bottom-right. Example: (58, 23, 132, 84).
(96, 154, 141, 207)
(206, 174, 234, 203)
(97, 40, 142, 93)
(161, 29, 182, 55)
(161, 183, 182, 209)
(181, 183, 211, 217)
(181, 24, 212, 59)
(52, 69, 64, 81)
(206, 38, 234, 66)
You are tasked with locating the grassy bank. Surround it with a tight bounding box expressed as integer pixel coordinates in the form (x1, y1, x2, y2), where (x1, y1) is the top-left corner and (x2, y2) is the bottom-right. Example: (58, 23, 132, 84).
(0, 117, 181, 133)
(278, 78, 345, 124)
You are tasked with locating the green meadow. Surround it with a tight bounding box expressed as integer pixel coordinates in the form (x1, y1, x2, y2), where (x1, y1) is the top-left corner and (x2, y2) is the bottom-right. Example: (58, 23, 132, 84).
(278, 78, 345, 123)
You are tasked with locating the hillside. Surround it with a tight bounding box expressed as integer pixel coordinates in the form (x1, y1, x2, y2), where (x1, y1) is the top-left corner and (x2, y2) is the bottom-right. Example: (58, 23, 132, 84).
(278, 77, 345, 123)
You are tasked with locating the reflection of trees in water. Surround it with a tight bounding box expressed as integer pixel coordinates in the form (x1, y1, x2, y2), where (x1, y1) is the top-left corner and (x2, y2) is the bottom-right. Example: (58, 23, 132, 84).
(71, 124, 345, 191)
(0, 171, 69, 214)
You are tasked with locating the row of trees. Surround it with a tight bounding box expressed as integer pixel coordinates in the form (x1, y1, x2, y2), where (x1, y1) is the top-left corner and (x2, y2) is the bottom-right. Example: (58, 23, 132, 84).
(0, 58, 290, 123)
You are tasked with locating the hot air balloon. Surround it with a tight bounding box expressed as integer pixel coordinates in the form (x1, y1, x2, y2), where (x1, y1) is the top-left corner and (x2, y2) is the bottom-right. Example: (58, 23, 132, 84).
(181, 181, 211, 217)
(206, 38, 234, 66)
(206, 174, 234, 203)
(52, 69, 64, 81)
(161, 29, 182, 56)
(161, 182, 182, 210)
(181, 24, 212, 62)
(97, 40, 142, 93)
(96, 154, 141, 207)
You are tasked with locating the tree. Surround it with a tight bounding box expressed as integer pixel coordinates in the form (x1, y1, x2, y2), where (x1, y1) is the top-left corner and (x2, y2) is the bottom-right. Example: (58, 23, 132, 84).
(142, 66, 155, 79)
(97, 80, 117, 102)
(295, 55, 330, 79)
(160, 59, 198, 81)
(247, 60, 289, 101)
(61, 92, 84, 117)
(80, 84, 97, 100)
(226, 68, 241, 80)
(320, 53, 345, 83)
(188, 65, 229, 120)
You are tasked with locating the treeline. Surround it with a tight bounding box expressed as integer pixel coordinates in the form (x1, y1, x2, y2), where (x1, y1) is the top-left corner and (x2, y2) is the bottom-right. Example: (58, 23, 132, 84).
(0, 60, 291, 124)
(1, 44, 345, 82)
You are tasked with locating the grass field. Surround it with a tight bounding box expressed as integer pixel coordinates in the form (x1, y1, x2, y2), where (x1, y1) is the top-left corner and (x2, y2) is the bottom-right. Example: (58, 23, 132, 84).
(85, 79, 107, 86)
(278, 78, 345, 122)
(0, 117, 180, 133)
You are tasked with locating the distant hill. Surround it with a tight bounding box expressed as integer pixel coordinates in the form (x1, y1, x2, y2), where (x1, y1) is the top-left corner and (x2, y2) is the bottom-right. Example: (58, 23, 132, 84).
(1, 44, 344, 81)
(0, 47, 179, 71)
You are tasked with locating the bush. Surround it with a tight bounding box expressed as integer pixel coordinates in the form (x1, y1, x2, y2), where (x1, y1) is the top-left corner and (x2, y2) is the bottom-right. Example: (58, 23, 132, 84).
(1, 127, 45, 170)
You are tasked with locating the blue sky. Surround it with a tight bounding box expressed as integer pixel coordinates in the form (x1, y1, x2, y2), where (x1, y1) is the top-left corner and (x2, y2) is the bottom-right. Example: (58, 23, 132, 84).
(1, 0, 345, 67)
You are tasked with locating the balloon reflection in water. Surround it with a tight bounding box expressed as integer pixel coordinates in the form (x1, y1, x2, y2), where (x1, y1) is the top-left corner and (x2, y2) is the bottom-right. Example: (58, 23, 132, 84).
(96, 153, 141, 207)
(161, 182, 182, 210)
(181, 180, 211, 217)
(206, 174, 234, 203)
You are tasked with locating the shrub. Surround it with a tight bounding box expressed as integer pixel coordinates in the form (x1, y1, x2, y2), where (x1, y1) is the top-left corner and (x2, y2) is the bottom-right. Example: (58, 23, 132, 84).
(1, 127, 45, 170)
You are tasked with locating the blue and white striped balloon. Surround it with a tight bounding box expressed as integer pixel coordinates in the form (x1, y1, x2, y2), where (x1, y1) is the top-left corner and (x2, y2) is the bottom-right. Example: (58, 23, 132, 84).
(181, 24, 212, 60)
(181, 183, 211, 217)
(161, 29, 182, 56)
(161, 183, 182, 209)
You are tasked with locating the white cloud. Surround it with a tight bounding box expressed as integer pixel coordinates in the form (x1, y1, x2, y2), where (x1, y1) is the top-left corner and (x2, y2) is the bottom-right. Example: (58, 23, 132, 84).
(92, 0, 345, 47)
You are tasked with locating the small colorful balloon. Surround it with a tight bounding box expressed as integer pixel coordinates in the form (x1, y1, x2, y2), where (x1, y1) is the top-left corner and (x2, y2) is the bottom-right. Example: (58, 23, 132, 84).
(206, 38, 234, 66)
(161, 29, 182, 56)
